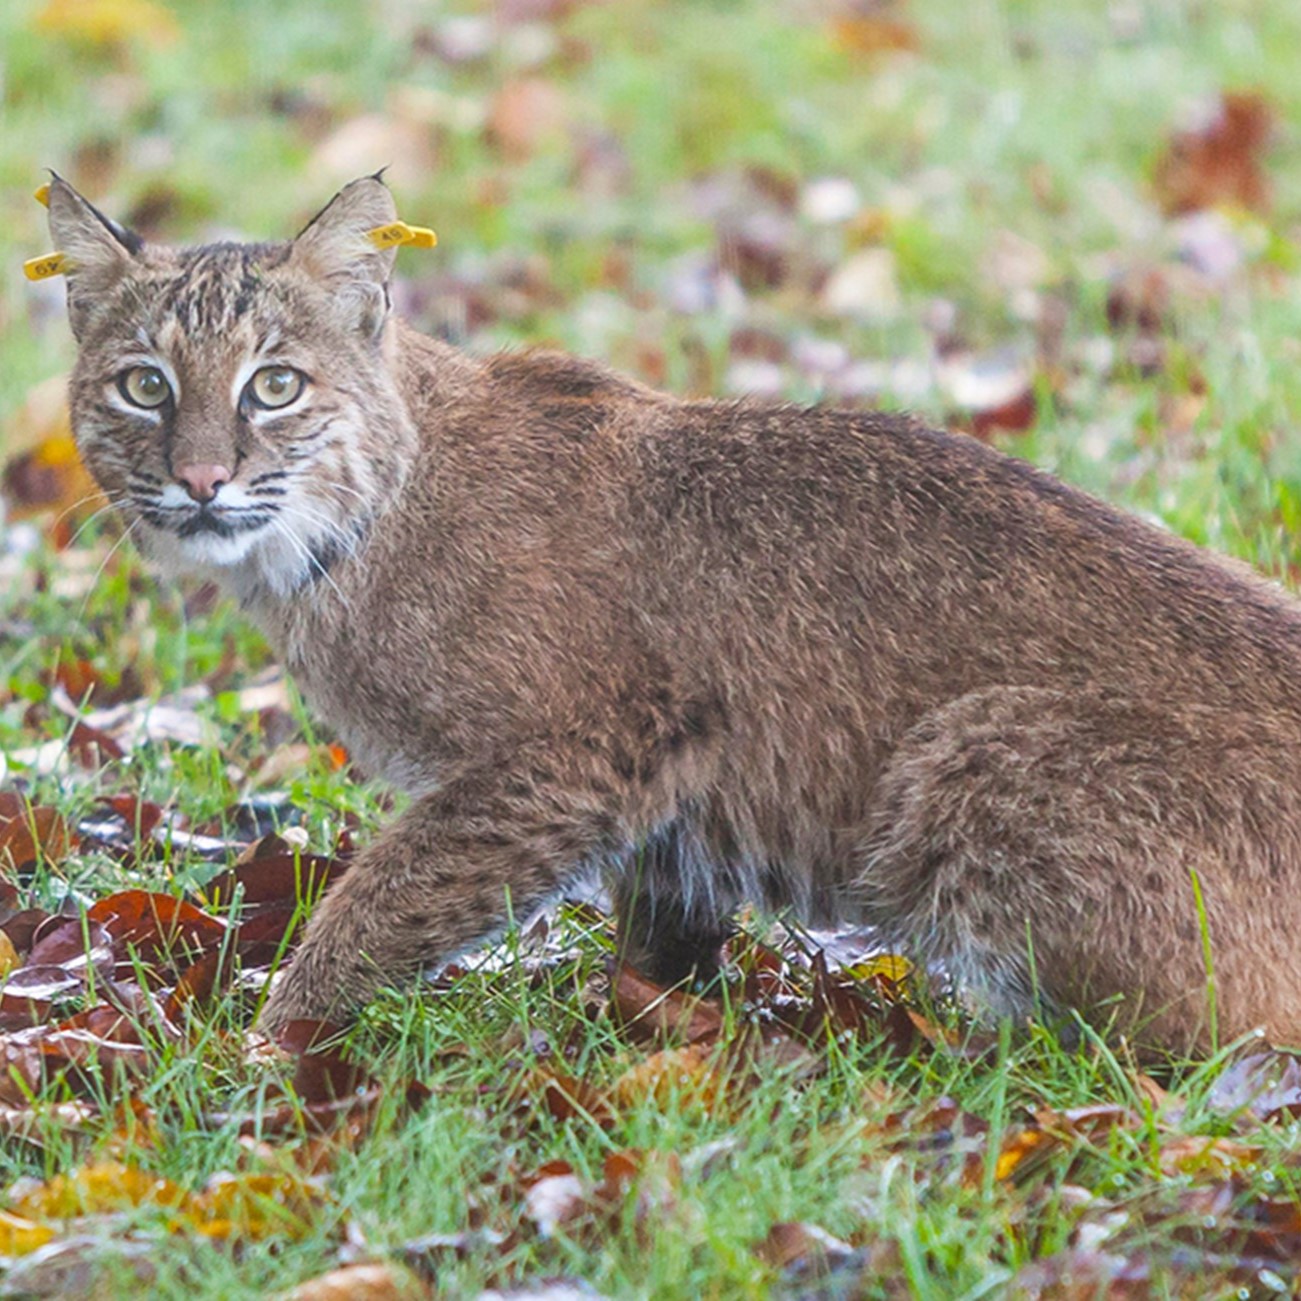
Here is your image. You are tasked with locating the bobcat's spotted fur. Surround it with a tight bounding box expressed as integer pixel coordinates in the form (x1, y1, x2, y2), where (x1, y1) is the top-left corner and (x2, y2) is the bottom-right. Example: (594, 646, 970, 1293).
(47, 174, 1301, 1051)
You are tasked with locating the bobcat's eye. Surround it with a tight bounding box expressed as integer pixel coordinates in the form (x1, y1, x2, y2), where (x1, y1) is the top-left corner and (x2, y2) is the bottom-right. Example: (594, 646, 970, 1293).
(246, 366, 305, 410)
(118, 366, 171, 409)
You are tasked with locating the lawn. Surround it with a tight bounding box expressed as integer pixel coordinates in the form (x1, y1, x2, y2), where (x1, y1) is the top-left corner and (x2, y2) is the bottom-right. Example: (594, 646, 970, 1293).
(2, 0, 1301, 1295)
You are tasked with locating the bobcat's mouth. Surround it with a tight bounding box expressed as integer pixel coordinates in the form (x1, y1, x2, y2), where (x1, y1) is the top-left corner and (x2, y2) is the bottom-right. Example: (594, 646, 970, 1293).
(173, 505, 275, 540)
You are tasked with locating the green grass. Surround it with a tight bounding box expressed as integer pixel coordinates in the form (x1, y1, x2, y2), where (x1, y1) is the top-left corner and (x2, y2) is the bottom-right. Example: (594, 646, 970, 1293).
(3, 0, 1301, 1295)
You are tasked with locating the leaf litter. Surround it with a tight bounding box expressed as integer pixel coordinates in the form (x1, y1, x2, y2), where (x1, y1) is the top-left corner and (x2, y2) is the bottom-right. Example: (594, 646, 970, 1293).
(4, 3, 1301, 1295)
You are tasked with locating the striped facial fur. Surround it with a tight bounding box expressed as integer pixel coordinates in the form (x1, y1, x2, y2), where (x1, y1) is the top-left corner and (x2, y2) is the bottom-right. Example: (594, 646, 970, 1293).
(48, 175, 417, 598)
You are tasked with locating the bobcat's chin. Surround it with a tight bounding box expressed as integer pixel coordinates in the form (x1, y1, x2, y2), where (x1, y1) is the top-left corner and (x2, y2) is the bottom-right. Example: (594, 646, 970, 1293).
(139, 517, 268, 573)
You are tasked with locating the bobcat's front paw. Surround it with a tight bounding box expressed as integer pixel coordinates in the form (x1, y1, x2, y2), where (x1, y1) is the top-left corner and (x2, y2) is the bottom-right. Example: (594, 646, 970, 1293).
(257, 958, 350, 1036)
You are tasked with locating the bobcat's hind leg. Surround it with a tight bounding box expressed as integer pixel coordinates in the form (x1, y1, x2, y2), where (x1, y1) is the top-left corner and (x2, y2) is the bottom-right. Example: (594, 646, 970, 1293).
(613, 821, 735, 988)
(853, 686, 1301, 1053)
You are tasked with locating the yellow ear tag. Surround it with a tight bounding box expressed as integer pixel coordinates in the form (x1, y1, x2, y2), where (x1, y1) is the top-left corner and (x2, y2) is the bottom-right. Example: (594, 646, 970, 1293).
(365, 220, 438, 250)
(24, 252, 67, 281)
(34, 183, 51, 208)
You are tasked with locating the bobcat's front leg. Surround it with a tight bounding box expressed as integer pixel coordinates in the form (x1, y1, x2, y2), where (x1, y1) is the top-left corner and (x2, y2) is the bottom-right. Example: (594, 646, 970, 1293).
(258, 758, 628, 1032)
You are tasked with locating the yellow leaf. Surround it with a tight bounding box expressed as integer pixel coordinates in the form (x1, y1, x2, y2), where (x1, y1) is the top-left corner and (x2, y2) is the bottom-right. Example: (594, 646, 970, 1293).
(9, 1159, 185, 1219)
(186, 1171, 326, 1241)
(848, 953, 912, 983)
(0, 932, 18, 981)
(0, 1209, 55, 1256)
(993, 1128, 1059, 1182)
(33, 0, 180, 46)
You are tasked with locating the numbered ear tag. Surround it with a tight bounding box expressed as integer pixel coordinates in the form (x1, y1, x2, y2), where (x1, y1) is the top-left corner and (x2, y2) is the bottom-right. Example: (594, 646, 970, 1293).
(365, 220, 438, 250)
(34, 183, 51, 208)
(24, 252, 67, 281)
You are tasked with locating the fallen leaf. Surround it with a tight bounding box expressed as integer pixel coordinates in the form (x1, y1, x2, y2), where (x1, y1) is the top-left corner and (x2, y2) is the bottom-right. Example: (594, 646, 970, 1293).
(87, 890, 227, 969)
(610, 1044, 720, 1113)
(487, 78, 569, 160)
(609, 966, 723, 1046)
(281, 1263, 427, 1301)
(1207, 1051, 1301, 1123)
(1153, 90, 1274, 215)
(9, 1158, 185, 1219)
(0, 1209, 56, 1256)
(33, 0, 181, 46)
(0, 799, 74, 873)
(831, 6, 919, 57)
(756, 1221, 860, 1274)
(521, 1162, 586, 1237)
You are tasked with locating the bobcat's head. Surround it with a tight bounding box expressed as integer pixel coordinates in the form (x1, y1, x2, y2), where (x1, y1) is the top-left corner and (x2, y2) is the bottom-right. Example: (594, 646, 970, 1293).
(46, 174, 417, 596)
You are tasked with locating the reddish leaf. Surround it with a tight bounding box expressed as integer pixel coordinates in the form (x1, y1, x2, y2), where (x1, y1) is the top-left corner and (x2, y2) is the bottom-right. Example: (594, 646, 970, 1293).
(0, 801, 74, 873)
(1154, 90, 1274, 215)
(201, 852, 348, 911)
(87, 890, 227, 968)
(518, 1065, 616, 1129)
(25, 917, 115, 984)
(1, 909, 52, 957)
(609, 965, 724, 1046)
(164, 949, 236, 1022)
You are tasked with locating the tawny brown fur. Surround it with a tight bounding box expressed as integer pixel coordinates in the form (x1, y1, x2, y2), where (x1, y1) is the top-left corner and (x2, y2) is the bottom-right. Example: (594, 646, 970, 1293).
(46, 175, 1301, 1053)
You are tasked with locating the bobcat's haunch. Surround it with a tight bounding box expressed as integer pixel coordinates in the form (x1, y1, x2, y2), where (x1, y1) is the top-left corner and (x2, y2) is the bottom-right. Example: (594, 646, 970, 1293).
(45, 172, 1301, 1053)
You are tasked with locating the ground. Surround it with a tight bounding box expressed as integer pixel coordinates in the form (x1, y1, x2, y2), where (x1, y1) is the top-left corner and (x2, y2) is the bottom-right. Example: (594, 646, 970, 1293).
(2, 0, 1301, 1296)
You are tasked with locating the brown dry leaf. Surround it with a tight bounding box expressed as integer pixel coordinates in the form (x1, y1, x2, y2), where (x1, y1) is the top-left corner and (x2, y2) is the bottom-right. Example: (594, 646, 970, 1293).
(756, 1220, 859, 1273)
(32, 0, 181, 46)
(831, 3, 919, 57)
(938, 349, 1038, 439)
(0, 798, 75, 873)
(611, 1043, 720, 1113)
(1, 384, 103, 544)
(522, 1065, 616, 1129)
(309, 112, 438, 193)
(488, 78, 569, 160)
(281, 1263, 428, 1301)
(1207, 1051, 1301, 1123)
(87, 889, 227, 969)
(1153, 91, 1274, 216)
(1156, 1133, 1263, 1178)
(609, 965, 723, 1046)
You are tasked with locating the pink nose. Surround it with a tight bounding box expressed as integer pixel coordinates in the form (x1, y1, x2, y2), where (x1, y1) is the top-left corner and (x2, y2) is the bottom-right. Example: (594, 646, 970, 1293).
(175, 464, 232, 503)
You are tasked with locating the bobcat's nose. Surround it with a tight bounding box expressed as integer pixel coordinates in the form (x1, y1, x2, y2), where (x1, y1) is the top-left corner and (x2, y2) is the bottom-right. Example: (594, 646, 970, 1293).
(175, 463, 232, 504)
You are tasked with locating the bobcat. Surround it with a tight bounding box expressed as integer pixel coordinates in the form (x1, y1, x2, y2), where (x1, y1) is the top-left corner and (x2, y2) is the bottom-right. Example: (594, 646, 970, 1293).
(43, 173, 1301, 1053)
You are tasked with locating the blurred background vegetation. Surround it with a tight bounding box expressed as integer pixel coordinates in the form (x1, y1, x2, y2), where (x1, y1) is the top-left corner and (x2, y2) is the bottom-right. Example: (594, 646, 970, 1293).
(3, 0, 1301, 564)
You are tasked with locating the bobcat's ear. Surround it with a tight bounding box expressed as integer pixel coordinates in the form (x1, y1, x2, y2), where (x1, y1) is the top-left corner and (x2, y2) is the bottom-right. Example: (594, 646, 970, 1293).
(45, 174, 141, 341)
(290, 176, 399, 339)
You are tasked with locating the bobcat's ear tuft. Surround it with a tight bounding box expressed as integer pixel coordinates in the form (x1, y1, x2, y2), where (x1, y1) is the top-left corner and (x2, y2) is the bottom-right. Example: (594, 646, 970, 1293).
(45, 174, 141, 340)
(290, 176, 399, 340)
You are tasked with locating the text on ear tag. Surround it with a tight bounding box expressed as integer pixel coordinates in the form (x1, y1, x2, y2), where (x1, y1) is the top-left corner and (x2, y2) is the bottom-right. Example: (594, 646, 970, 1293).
(24, 252, 67, 281)
(366, 220, 438, 250)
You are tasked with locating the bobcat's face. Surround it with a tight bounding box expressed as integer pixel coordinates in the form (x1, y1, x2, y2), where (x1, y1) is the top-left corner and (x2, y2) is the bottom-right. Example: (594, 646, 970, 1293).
(48, 175, 414, 595)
